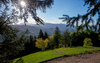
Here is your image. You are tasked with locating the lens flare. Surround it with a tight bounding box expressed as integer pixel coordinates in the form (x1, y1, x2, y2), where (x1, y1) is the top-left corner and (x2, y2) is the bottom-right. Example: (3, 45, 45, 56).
(20, 1, 26, 7)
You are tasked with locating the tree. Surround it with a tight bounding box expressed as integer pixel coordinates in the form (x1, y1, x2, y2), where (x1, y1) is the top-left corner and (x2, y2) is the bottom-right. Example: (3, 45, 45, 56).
(59, 30, 71, 47)
(83, 38, 93, 47)
(70, 30, 100, 46)
(0, 20, 24, 62)
(38, 29, 44, 39)
(70, 31, 85, 46)
(0, 0, 54, 24)
(60, 0, 100, 32)
(24, 35, 34, 54)
(33, 36, 40, 52)
(48, 34, 55, 49)
(35, 38, 49, 51)
(53, 27, 62, 48)
(44, 32, 49, 39)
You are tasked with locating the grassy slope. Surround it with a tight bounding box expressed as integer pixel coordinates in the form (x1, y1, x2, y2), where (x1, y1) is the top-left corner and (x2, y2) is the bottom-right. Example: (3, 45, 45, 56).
(13, 46, 100, 63)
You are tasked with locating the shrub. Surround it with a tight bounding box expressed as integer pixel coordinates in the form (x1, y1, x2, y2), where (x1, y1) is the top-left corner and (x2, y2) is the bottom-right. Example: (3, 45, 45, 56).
(83, 38, 93, 47)
(35, 38, 49, 51)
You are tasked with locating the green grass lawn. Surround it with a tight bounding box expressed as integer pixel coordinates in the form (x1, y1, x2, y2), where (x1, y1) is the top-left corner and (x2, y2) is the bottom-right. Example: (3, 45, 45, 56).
(13, 46, 100, 63)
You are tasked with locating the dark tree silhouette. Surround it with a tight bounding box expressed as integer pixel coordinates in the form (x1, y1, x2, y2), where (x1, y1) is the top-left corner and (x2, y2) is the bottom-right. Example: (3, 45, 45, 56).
(38, 29, 44, 39)
(44, 32, 49, 39)
(60, 0, 100, 32)
(24, 35, 34, 54)
(0, 19, 24, 62)
(0, 0, 54, 24)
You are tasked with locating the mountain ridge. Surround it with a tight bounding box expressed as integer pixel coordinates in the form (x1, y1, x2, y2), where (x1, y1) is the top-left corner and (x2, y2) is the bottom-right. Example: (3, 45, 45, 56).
(11, 23, 76, 36)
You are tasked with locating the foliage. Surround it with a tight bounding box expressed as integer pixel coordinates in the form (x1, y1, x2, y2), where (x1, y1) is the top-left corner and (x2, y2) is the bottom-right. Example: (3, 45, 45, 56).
(24, 35, 34, 54)
(60, 0, 100, 32)
(38, 29, 44, 39)
(59, 30, 71, 47)
(0, 21, 24, 63)
(0, 0, 54, 24)
(17, 31, 49, 57)
(44, 32, 49, 39)
(13, 46, 100, 63)
(53, 27, 62, 48)
(70, 31, 84, 46)
(32, 36, 41, 52)
(70, 30, 100, 46)
(47, 27, 62, 49)
(17, 35, 40, 57)
(35, 38, 49, 51)
(47, 34, 55, 49)
(83, 38, 93, 47)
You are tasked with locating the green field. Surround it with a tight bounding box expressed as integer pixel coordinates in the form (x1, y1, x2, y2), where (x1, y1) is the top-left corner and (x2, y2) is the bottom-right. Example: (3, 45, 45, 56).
(13, 46, 100, 63)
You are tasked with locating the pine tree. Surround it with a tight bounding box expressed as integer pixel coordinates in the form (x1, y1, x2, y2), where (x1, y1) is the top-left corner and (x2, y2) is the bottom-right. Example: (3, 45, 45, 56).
(44, 32, 49, 39)
(60, 30, 71, 47)
(33, 36, 37, 43)
(0, 21, 24, 62)
(33, 36, 38, 52)
(38, 29, 44, 39)
(24, 35, 34, 53)
(53, 27, 62, 48)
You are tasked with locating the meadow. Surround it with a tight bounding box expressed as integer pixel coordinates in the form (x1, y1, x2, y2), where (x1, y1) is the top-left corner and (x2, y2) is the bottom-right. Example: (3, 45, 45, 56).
(13, 46, 100, 63)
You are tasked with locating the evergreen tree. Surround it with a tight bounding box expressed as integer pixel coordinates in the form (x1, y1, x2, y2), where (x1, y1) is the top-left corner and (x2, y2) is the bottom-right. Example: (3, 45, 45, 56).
(30, 35, 33, 44)
(33, 36, 37, 43)
(0, 20, 24, 62)
(44, 32, 49, 39)
(24, 35, 34, 54)
(54, 27, 60, 35)
(38, 29, 44, 39)
(53, 27, 62, 48)
(60, 30, 71, 47)
(33, 36, 41, 52)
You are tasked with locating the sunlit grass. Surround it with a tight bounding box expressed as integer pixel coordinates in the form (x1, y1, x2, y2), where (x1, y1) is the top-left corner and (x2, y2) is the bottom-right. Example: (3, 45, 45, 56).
(54, 46, 100, 55)
(13, 46, 100, 63)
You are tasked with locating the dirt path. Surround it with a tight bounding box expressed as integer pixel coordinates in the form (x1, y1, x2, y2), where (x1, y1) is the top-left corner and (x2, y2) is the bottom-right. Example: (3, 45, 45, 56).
(45, 51, 100, 63)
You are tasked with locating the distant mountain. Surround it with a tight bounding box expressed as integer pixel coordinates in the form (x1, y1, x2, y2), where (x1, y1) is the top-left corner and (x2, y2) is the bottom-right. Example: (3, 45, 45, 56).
(11, 23, 76, 36)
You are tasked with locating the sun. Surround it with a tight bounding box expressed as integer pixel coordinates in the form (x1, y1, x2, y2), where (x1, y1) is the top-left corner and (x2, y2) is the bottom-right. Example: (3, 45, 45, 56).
(20, 1, 26, 7)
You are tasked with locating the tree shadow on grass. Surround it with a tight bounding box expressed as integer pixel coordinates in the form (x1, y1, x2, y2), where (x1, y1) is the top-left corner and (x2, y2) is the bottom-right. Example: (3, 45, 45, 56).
(15, 57, 24, 63)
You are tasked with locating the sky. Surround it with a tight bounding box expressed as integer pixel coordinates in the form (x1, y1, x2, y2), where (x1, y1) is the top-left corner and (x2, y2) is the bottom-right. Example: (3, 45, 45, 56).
(17, 0, 89, 25)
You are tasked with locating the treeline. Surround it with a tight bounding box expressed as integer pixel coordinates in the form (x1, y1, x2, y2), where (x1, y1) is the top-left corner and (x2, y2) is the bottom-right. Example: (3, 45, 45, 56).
(18, 29, 49, 55)
(70, 30, 100, 47)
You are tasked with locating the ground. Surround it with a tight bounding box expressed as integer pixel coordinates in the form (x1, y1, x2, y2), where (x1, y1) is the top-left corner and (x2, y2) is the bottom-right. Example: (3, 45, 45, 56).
(45, 51, 100, 63)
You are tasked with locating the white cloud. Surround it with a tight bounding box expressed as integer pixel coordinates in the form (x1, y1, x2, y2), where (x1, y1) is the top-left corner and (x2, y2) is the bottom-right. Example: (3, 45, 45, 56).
(15, 13, 66, 25)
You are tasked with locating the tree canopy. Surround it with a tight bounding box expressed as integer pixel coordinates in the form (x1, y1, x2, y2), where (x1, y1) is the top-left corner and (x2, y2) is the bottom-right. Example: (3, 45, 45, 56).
(0, 0, 54, 24)
(0, 19, 24, 62)
(60, 0, 100, 32)
(38, 29, 44, 39)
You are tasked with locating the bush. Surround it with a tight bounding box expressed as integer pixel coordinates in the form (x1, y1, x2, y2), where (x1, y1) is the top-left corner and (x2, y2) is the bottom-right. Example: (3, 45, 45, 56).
(35, 38, 49, 51)
(83, 38, 93, 47)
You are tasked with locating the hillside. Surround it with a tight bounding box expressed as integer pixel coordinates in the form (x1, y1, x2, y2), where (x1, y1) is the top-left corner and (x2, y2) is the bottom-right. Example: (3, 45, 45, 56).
(13, 46, 100, 63)
(11, 23, 76, 36)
